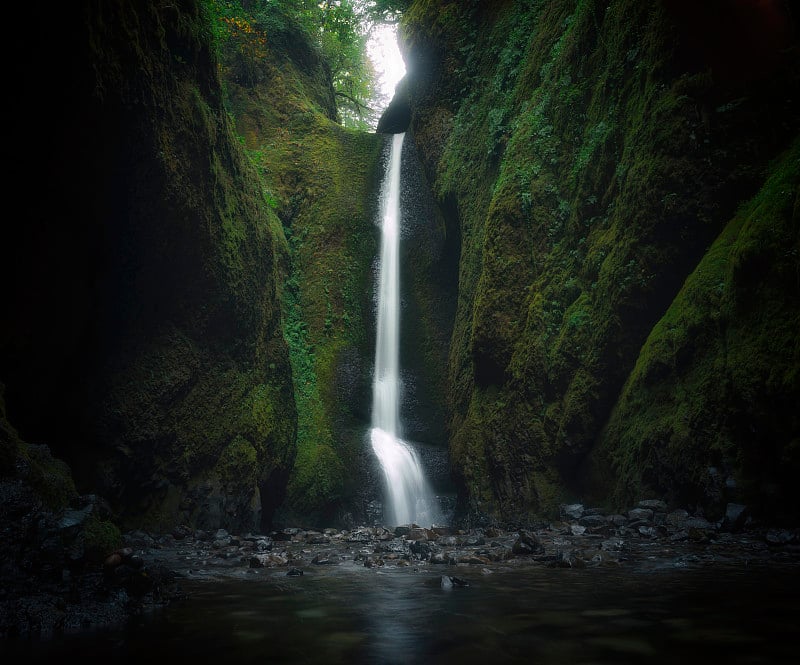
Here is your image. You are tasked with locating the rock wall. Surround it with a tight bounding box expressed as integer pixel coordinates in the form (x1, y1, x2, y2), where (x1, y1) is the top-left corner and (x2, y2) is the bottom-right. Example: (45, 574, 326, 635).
(397, 132, 458, 464)
(1, 0, 296, 533)
(217, 8, 387, 526)
(398, 0, 800, 523)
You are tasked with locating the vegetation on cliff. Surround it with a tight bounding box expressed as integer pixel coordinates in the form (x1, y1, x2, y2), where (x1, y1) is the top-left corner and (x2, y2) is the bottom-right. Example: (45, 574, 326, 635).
(2, 0, 296, 534)
(2, 0, 796, 543)
(208, 0, 382, 128)
(399, 0, 799, 522)
(207, 0, 386, 525)
(588, 139, 800, 521)
(0, 0, 396, 535)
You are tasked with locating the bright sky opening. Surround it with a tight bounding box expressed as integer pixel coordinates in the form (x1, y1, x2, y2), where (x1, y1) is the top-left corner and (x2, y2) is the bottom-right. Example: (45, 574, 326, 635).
(367, 22, 406, 102)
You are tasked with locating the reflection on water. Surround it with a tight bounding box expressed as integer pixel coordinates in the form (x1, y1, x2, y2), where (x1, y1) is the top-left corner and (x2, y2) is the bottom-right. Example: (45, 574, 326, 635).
(5, 561, 799, 664)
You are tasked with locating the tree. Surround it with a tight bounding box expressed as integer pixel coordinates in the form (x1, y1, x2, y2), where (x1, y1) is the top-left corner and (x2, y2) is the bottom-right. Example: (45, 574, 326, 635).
(319, 1, 379, 129)
(361, 0, 411, 25)
(206, 0, 385, 130)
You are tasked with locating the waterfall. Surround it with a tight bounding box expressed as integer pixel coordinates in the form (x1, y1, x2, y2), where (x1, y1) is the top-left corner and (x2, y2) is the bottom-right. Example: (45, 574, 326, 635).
(370, 132, 440, 528)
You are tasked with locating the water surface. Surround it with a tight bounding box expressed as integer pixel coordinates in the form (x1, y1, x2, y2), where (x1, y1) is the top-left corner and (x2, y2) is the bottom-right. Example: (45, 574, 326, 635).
(8, 559, 799, 664)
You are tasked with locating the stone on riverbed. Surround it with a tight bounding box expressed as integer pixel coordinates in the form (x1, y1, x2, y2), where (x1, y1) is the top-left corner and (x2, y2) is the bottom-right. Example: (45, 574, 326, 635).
(561, 504, 585, 520)
(512, 530, 544, 555)
(312, 552, 340, 565)
(666, 510, 689, 528)
(249, 554, 287, 568)
(637, 499, 668, 512)
(766, 529, 798, 545)
(441, 575, 469, 589)
(627, 508, 653, 522)
(579, 514, 608, 530)
(722, 503, 749, 532)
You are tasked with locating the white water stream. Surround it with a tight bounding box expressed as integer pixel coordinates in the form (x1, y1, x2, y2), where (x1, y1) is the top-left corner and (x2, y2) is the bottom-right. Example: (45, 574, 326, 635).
(370, 132, 439, 528)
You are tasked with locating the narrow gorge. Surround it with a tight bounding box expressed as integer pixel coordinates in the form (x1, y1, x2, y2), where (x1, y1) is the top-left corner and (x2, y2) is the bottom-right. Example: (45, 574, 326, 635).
(1, 0, 798, 659)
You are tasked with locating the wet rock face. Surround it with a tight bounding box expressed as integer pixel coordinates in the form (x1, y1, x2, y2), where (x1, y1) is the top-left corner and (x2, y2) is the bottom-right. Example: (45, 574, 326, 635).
(0, 486, 167, 640)
(1, 1, 296, 533)
(377, 78, 411, 133)
(397, 131, 458, 451)
(399, 0, 800, 521)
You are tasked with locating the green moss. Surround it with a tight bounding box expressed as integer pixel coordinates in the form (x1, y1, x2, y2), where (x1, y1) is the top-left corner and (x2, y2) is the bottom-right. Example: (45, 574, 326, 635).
(84, 515, 123, 563)
(401, 0, 799, 522)
(219, 20, 384, 523)
(588, 139, 799, 517)
(1, 385, 81, 510)
(277, 127, 382, 519)
(20, 444, 78, 512)
(247, 384, 277, 442)
(530, 468, 569, 519)
(0, 1, 297, 534)
(215, 435, 258, 486)
(285, 440, 346, 518)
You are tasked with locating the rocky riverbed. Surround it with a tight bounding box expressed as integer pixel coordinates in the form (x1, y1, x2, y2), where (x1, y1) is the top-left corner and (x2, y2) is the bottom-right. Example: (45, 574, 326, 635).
(2, 498, 799, 642)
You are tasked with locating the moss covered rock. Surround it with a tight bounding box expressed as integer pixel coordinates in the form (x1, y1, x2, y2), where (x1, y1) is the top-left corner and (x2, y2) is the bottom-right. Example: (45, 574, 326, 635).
(400, 0, 799, 521)
(586, 140, 800, 522)
(1, 0, 295, 533)
(218, 10, 386, 526)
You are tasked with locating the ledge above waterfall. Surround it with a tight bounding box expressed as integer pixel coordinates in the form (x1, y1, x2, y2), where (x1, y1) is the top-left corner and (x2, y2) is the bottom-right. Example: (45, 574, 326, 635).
(376, 77, 411, 134)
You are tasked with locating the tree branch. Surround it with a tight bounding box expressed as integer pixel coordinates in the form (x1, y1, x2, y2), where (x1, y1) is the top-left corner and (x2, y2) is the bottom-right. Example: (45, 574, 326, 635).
(335, 90, 374, 113)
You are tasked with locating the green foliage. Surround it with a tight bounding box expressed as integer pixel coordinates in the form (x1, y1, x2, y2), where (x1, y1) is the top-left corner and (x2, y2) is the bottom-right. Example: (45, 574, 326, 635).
(20, 444, 78, 511)
(221, 28, 384, 522)
(320, 1, 381, 129)
(204, 0, 270, 85)
(591, 139, 800, 518)
(215, 435, 259, 486)
(402, 0, 799, 524)
(204, 0, 381, 128)
(363, 0, 411, 23)
(83, 516, 123, 562)
(276, 126, 382, 521)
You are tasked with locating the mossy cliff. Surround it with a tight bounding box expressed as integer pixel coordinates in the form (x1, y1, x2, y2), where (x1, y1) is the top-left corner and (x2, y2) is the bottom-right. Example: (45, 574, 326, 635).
(398, 0, 799, 522)
(588, 140, 800, 518)
(216, 9, 385, 526)
(1, 0, 295, 533)
(2, 0, 796, 537)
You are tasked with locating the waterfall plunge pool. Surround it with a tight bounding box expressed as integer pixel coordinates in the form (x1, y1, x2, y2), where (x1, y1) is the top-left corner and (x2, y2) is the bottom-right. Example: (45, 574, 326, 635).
(6, 558, 799, 664)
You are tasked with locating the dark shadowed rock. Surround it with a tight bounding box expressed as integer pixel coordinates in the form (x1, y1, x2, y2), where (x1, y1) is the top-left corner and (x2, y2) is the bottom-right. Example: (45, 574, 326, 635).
(579, 514, 608, 529)
(722, 503, 749, 532)
(376, 77, 410, 133)
(512, 530, 544, 555)
(561, 504, 585, 520)
(311, 552, 340, 565)
(638, 499, 668, 512)
(628, 508, 654, 522)
(440, 575, 469, 589)
(766, 529, 798, 545)
(666, 509, 689, 528)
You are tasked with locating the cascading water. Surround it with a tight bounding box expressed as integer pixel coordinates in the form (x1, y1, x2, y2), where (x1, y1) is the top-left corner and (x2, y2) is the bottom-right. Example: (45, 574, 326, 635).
(370, 132, 440, 528)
